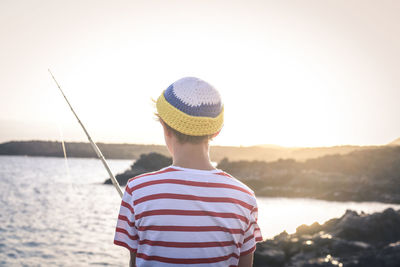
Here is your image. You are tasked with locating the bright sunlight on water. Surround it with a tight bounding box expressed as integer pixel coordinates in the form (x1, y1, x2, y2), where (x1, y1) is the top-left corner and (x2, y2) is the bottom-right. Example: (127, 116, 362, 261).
(1, 155, 400, 266)
(0, 156, 131, 266)
(256, 197, 400, 239)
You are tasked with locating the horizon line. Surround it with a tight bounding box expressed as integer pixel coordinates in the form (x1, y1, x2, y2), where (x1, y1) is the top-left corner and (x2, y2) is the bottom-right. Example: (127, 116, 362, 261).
(0, 139, 397, 149)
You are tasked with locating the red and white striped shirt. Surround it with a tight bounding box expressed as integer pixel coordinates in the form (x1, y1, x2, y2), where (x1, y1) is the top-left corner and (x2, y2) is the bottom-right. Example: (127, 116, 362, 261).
(114, 165, 263, 266)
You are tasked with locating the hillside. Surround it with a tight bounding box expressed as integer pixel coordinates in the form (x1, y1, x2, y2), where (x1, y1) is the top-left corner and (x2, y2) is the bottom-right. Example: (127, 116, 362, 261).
(0, 140, 380, 162)
(0, 140, 168, 160)
(106, 145, 400, 203)
(389, 137, 400, 146)
(217, 146, 400, 203)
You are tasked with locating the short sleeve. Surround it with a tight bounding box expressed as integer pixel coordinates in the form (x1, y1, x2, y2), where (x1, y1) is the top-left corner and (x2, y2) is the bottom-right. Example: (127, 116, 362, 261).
(240, 201, 263, 256)
(113, 184, 138, 253)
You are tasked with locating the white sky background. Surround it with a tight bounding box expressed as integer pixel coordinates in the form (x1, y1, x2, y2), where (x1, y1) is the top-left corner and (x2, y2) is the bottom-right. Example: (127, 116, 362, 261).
(0, 0, 399, 147)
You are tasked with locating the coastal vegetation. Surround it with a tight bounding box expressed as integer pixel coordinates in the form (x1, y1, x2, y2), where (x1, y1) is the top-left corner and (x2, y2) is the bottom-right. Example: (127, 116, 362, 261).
(218, 146, 400, 204)
(0, 140, 383, 162)
(107, 146, 400, 204)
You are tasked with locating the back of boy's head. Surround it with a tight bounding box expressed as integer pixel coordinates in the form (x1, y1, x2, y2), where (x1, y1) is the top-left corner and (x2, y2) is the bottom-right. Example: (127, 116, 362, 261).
(156, 77, 224, 144)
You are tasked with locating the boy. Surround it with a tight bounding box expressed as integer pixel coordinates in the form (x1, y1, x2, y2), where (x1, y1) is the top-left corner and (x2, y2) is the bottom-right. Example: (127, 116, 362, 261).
(114, 77, 262, 266)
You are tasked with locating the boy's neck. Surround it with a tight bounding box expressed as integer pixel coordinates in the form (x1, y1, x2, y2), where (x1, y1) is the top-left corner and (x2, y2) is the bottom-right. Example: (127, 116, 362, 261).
(171, 141, 215, 171)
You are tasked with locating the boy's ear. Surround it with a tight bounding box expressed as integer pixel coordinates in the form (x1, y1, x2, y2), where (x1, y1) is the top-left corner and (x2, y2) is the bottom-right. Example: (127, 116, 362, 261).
(159, 120, 172, 137)
(211, 129, 221, 139)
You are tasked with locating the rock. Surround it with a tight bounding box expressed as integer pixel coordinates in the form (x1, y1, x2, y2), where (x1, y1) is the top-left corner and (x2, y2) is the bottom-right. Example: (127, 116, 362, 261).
(377, 241, 400, 267)
(254, 243, 285, 267)
(254, 208, 400, 267)
(104, 153, 172, 185)
(332, 208, 400, 245)
(274, 231, 290, 242)
(296, 222, 322, 236)
(309, 232, 333, 249)
(331, 239, 371, 255)
(287, 253, 338, 267)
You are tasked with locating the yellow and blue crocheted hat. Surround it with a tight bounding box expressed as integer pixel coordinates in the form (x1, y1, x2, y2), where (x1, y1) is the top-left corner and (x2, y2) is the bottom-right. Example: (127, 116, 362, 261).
(156, 77, 224, 136)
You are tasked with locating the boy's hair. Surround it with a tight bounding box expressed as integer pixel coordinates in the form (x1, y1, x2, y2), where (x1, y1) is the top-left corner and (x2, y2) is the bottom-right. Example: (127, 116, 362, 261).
(157, 116, 214, 144)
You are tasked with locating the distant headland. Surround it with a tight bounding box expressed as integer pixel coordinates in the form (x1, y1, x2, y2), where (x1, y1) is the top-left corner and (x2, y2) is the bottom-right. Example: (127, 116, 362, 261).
(0, 140, 393, 162)
(2, 140, 400, 204)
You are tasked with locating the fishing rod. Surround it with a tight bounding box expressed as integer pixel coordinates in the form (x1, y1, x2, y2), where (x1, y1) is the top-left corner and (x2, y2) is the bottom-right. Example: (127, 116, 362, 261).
(48, 69, 123, 198)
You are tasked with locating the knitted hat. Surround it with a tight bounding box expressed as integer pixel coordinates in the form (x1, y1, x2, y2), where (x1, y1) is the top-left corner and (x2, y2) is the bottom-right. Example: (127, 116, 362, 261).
(156, 77, 224, 136)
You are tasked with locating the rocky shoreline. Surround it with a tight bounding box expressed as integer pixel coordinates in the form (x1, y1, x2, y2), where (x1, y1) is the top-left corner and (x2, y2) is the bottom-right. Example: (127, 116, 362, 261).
(254, 208, 400, 267)
(217, 146, 400, 204)
(104, 153, 172, 185)
(106, 147, 400, 204)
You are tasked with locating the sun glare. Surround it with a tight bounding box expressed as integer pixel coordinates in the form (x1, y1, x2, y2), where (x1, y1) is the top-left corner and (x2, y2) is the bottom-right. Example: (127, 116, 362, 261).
(2, 1, 399, 147)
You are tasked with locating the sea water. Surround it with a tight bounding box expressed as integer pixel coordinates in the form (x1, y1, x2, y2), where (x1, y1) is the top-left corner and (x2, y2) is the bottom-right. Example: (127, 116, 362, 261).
(1, 155, 399, 266)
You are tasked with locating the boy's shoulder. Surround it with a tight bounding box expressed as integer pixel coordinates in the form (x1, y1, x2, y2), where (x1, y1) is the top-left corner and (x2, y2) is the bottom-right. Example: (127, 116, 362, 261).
(219, 171, 257, 201)
(125, 166, 255, 197)
(126, 166, 178, 186)
(223, 172, 256, 194)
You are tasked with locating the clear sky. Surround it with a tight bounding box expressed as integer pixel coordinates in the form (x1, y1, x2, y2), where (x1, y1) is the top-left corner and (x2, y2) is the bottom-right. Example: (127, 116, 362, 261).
(1, 0, 399, 147)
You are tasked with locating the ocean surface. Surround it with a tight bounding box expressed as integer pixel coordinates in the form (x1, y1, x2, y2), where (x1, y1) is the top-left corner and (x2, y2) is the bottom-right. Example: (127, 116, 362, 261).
(1, 155, 399, 266)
